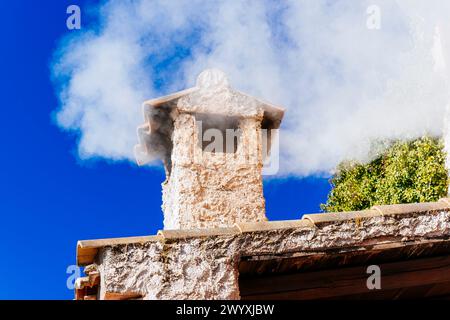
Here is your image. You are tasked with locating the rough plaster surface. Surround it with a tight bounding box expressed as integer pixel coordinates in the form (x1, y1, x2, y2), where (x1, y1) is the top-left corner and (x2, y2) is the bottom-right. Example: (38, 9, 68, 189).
(162, 70, 268, 230)
(96, 210, 450, 300)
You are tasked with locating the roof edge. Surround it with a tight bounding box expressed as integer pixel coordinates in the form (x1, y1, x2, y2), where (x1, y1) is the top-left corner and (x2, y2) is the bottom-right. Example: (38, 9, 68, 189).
(76, 198, 450, 266)
(143, 87, 198, 108)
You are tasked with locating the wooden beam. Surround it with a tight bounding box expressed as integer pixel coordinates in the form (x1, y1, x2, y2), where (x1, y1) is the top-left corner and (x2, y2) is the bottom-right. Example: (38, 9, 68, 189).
(239, 239, 450, 276)
(240, 254, 450, 300)
(103, 292, 143, 300)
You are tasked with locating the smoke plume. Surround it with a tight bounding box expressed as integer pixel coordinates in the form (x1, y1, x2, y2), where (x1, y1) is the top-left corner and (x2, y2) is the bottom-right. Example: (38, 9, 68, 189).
(52, 0, 450, 176)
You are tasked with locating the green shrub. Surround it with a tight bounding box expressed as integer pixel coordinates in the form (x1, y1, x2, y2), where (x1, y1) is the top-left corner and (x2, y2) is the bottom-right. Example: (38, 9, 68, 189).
(321, 137, 449, 212)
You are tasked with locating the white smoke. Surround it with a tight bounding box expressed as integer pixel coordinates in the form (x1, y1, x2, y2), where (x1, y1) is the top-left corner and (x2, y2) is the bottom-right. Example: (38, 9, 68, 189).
(52, 0, 450, 176)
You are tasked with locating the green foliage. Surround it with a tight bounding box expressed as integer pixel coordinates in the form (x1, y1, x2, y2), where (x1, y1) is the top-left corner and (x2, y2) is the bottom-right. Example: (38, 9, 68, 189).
(321, 137, 449, 212)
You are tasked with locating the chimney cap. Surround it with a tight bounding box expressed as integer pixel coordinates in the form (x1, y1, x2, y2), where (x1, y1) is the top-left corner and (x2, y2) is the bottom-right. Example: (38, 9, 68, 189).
(144, 69, 284, 118)
(135, 69, 285, 165)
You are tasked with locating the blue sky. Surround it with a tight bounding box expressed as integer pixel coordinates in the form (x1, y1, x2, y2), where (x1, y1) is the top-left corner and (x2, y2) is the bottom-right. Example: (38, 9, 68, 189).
(0, 1, 330, 299)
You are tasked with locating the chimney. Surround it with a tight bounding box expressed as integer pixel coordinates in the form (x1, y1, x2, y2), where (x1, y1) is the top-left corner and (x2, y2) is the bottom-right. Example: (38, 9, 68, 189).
(135, 69, 284, 230)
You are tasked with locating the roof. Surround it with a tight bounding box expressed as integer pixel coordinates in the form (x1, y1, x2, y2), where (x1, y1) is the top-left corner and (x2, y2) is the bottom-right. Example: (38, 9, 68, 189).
(77, 198, 450, 266)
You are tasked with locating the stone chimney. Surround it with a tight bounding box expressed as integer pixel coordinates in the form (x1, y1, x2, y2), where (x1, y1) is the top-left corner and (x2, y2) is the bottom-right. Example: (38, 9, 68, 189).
(135, 69, 284, 230)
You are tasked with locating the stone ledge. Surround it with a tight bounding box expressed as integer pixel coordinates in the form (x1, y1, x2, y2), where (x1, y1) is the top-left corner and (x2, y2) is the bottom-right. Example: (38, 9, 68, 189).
(158, 227, 240, 240)
(236, 220, 313, 233)
(372, 201, 449, 216)
(302, 209, 381, 226)
(76, 198, 450, 266)
(439, 198, 450, 206)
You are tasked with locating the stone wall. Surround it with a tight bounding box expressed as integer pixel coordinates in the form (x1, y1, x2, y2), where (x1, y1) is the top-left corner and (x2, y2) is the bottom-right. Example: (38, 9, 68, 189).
(89, 201, 450, 300)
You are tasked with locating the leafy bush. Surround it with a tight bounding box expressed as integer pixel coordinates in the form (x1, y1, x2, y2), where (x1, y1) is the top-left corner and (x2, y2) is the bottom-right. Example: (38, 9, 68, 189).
(321, 137, 449, 212)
